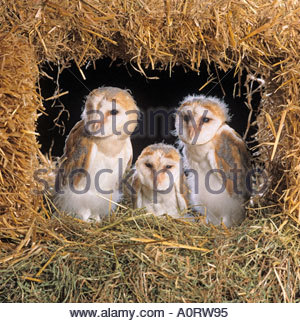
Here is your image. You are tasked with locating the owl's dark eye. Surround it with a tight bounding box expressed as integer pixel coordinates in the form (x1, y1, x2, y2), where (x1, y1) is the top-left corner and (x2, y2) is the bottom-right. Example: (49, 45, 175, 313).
(165, 165, 173, 169)
(110, 109, 119, 115)
(202, 117, 210, 123)
(183, 114, 190, 122)
(145, 162, 153, 169)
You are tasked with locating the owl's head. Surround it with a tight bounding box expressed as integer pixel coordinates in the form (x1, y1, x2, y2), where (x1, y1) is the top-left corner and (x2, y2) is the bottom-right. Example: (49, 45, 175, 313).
(82, 86, 139, 138)
(135, 143, 182, 191)
(175, 95, 230, 145)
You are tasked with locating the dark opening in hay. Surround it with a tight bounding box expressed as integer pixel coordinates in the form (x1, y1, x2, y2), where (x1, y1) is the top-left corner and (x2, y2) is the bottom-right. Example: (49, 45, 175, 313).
(37, 58, 260, 160)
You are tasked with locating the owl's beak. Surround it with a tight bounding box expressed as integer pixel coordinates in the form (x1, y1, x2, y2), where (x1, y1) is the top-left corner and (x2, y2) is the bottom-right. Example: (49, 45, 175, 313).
(152, 171, 166, 188)
(91, 122, 100, 132)
(93, 120, 104, 131)
(87, 118, 105, 135)
(156, 172, 166, 185)
(189, 126, 195, 140)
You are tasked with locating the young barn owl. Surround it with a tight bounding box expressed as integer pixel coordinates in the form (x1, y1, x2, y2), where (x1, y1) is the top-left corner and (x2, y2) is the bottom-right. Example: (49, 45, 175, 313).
(175, 95, 251, 227)
(54, 86, 139, 221)
(131, 143, 189, 218)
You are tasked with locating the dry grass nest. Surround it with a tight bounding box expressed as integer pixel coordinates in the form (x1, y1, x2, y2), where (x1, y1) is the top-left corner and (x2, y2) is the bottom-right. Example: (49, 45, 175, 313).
(1, 201, 300, 302)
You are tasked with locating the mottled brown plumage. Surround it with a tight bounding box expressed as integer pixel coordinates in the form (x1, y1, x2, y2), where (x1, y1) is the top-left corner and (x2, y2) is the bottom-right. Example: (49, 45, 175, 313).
(176, 94, 251, 227)
(130, 143, 189, 218)
(54, 87, 139, 221)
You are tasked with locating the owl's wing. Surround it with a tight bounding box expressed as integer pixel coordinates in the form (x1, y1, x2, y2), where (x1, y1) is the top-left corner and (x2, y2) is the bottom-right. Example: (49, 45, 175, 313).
(131, 172, 142, 208)
(212, 127, 251, 199)
(120, 155, 135, 199)
(178, 173, 189, 207)
(125, 155, 133, 174)
(58, 120, 94, 188)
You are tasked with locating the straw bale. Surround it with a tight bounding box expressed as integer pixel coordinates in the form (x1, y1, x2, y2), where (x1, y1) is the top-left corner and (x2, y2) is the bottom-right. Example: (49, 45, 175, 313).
(0, 0, 300, 302)
(0, 33, 42, 225)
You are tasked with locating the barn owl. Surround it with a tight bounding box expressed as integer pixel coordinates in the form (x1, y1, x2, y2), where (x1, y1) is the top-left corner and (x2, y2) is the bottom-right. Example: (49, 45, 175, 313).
(130, 143, 189, 218)
(54, 86, 139, 221)
(175, 95, 251, 227)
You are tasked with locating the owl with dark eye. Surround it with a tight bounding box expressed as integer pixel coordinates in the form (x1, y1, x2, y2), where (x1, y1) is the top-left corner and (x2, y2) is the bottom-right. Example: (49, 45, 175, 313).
(130, 143, 189, 218)
(175, 94, 251, 227)
(54, 87, 139, 222)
